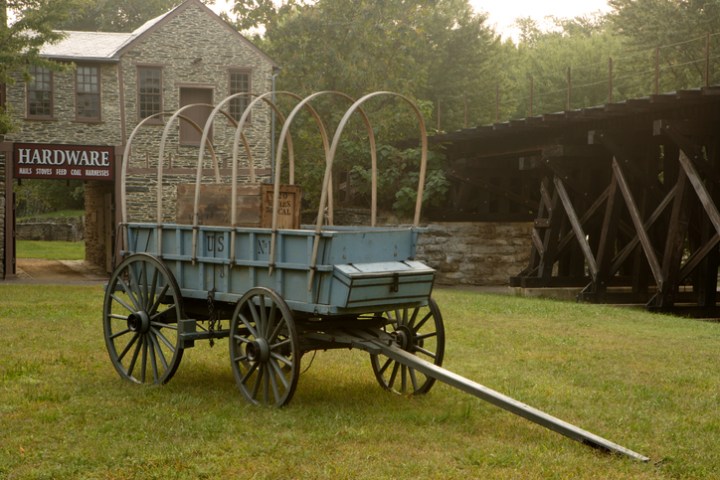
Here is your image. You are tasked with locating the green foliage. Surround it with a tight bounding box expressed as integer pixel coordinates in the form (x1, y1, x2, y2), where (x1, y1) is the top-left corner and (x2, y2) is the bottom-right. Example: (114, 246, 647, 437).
(349, 144, 449, 219)
(15, 179, 84, 217)
(260, 0, 502, 132)
(511, 15, 623, 117)
(607, 0, 720, 91)
(56, 0, 191, 32)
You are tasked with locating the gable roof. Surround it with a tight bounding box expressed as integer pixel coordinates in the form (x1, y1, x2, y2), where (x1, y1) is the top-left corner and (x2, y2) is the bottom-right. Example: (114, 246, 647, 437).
(40, 0, 276, 67)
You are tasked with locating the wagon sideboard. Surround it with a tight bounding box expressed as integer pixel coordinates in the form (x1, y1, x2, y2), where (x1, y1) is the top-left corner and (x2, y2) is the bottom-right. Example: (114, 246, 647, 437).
(124, 223, 435, 315)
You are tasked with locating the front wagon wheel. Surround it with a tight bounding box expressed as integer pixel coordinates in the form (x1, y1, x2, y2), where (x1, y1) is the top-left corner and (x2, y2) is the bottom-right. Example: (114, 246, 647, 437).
(370, 298, 445, 395)
(103, 253, 184, 385)
(229, 287, 300, 407)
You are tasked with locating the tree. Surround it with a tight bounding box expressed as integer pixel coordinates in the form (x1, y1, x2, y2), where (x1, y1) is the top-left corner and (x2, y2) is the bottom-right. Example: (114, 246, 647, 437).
(237, 0, 504, 217)
(57, 0, 194, 32)
(1, 0, 76, 134)
(512, 15, 623, 117)
(607, 0, 720, 91)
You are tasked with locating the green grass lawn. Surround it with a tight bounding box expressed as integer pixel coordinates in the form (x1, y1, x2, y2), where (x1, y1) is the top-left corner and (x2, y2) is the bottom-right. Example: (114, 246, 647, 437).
(1, 286, 718, 479)
(15, 240, 85, 260)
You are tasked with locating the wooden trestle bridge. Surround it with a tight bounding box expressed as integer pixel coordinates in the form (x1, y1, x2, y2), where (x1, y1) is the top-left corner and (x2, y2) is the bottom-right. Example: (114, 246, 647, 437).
(434, 85, 720, 317)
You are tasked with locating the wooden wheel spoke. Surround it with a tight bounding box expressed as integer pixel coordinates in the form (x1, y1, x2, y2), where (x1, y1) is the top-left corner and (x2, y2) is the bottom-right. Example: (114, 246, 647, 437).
(117, 332, 140, 362)
(240, 360, 259, 385)
(377, 356, 393, 376)
(387, 361, 401, 389)
(240, 311, 259, 338)
(126, 337, 142, 378)
(149, 284, 170, 316)
(250, 364, 265, 400)
(116, 275, 141, 312)
(408, 307, 420, 328)
(151, 326, 176, 353)
(111, 291, 137, 315)
(148, 333, 164, 380)
(110, 327, 132, 341)
(265, 302, 277, 338)
(268, 362, 288, 404)
(269, 359, 290, 389)
(148, 267, 160, 310)
(408, 367, 420, 392)
(414, 345, 436, 359)
(232, 333, 252, 344)
(270, 351, 292, 367)
(414, 311, 433, 331)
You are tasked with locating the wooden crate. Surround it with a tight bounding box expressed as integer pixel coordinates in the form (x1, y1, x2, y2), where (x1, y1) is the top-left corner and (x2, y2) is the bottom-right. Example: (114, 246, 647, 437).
(176, 183, 301, 228)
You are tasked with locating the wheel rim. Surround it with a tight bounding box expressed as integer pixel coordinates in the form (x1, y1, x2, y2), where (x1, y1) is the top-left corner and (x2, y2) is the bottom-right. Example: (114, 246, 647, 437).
(103, 253, 184, 385)
(370, 298, 445, 395)
(229, 287, 300, 407)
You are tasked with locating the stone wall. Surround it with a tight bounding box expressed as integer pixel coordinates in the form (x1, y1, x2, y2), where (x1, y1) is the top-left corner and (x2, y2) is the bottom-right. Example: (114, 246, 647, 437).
(16, 218, 83, 242)
(122, 2, 275, 223)
(417, 222, 533, 286)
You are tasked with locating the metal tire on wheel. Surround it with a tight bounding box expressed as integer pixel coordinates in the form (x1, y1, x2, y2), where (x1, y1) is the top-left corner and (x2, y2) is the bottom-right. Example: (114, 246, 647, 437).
(229, 287, 300, 407)
(370, 298, 445, 395)
(103, 253, 185, 385)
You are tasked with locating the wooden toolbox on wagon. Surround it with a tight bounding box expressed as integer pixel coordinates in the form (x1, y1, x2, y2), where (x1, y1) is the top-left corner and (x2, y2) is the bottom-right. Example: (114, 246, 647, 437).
(176, 183, 301, 229)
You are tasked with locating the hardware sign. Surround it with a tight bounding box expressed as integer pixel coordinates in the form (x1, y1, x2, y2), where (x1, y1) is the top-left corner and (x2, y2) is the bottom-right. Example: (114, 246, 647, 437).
(13, 143, 115, 181)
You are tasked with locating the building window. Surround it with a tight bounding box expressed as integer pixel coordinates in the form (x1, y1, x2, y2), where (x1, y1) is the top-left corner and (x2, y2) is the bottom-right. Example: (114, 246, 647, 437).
(27, 65, 53, 118)
(138, 66, 162, 119)
(76, 65, 101, 121)
(229, 70, 251, 121)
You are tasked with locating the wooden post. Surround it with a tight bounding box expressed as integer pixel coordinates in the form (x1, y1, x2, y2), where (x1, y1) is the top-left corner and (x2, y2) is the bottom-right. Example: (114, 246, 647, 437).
(566, 66, 572, 110)
(495, 84, 500, 122)
(705, 32, 711, 87)
(608, 57, 614, 103)
(464, 96, 468, 128)
(529, 76, 534, 117)
(654, 47, 660, 94)
(436, 97, 441, 131)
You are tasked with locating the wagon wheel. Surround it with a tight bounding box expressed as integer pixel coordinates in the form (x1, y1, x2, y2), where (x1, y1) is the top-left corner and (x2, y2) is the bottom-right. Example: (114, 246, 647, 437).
(229, 287, 300, 407)
(103, 253, 184, 385)
(370, 298, 445, 395)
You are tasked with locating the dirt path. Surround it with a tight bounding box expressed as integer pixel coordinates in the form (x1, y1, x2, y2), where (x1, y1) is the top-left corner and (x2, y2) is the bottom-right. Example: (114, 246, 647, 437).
(13, 258, 108, 284)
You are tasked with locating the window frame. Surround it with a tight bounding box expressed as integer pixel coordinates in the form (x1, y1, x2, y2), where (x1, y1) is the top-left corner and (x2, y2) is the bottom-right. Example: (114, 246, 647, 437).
(228, 69, 252, 122)
(75, 64, 101, 122)
(137, 65, 163, 122)
(26, 65, 54, 120)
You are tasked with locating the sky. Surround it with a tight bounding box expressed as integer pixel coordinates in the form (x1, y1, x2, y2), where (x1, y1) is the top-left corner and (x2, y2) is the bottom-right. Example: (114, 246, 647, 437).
(210, 0, 612, 41)
(470, 0, 611, 40)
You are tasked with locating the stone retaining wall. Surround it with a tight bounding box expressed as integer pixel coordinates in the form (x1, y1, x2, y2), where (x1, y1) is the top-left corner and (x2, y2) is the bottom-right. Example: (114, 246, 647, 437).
(417, 222, 532, 286)
(16, 217, 84, 242)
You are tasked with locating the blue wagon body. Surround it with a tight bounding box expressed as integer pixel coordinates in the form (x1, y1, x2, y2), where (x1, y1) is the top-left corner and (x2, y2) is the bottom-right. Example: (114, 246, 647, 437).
(124, 223, 435, 315)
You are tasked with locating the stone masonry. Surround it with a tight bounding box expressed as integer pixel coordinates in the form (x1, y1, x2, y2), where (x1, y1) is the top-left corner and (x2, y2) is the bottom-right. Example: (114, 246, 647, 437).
(417, 222, 533, 286)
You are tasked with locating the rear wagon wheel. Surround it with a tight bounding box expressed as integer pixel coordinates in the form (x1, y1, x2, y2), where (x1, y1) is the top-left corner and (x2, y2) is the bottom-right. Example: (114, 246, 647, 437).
(370, 298, 445, 395)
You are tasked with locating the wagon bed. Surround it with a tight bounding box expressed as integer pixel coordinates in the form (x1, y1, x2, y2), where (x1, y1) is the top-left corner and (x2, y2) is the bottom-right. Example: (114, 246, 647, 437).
(124, 222, 434, 315)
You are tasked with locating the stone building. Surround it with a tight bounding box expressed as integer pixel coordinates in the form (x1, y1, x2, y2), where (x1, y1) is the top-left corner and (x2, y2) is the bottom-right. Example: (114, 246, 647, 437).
(0, 0, 277, 277)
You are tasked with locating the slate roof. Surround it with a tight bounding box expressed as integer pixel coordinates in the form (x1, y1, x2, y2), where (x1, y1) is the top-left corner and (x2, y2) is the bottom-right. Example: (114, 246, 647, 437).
(39, 4, 175, 62)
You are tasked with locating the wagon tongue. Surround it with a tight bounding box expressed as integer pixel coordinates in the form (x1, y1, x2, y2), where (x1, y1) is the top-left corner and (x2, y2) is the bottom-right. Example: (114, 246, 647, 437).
(358, 330, 650, 462)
